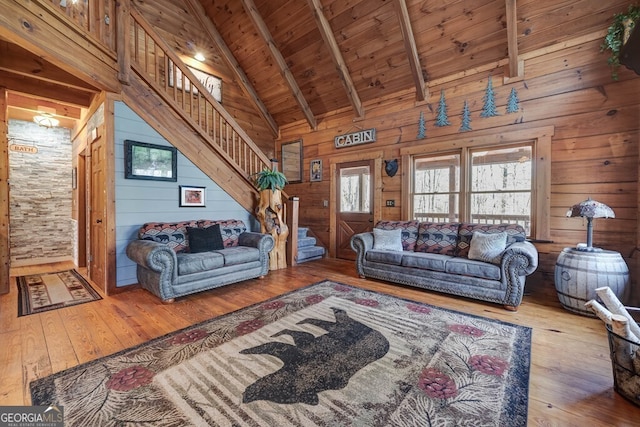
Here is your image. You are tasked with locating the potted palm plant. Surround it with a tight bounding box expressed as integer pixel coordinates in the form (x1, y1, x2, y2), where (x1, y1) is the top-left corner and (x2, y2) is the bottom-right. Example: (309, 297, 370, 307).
(601, 4, 640, 80)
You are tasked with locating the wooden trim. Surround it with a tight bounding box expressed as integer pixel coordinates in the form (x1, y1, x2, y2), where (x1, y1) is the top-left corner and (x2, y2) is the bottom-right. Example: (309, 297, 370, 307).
(394, 0, 427, 101)
(240, 0, 317, 130)
(0, 88, 9, 294)
(505, 0, 522, 80)
(306, 0, 364, 118)
(104, 94, 117, 296)
(401, 126, 554, 240)
(116, 0, 131, 84)
(329, 151, 383, 257)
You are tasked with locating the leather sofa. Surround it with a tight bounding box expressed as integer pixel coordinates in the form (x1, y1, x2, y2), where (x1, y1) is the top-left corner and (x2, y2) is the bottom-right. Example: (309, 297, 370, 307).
(350, 220, 538, 310)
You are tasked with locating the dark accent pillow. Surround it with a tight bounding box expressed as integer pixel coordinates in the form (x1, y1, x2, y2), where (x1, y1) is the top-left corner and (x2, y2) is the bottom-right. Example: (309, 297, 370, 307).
(187, 224, 224, 253)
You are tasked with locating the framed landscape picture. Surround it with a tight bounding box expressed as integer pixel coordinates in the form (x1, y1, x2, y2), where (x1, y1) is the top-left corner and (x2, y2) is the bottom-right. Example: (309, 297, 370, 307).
(125, 140, 177, 182)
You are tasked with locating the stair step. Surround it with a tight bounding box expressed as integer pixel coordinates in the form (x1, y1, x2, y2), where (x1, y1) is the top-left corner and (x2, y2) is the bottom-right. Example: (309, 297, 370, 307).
(298, 236, 316, 248)
(297, 245, 325, 263)
(297, 227, 309, 238)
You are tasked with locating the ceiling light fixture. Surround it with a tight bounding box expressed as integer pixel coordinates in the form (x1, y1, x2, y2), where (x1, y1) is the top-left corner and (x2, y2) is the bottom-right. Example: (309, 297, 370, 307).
(33, 106, 60, 128)
(194, 52, 205, 62)
(33, 114, 60, 128)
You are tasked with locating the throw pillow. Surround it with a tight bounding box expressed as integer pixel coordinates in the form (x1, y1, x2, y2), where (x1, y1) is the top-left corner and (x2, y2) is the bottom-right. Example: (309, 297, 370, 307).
(468, 231, 508, 265)
(187, 224, 224, 253)
(373, 228, 404, 252)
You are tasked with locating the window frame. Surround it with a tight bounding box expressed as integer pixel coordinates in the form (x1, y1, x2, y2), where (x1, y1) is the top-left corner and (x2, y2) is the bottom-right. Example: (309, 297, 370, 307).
(401, 126, 553, 241)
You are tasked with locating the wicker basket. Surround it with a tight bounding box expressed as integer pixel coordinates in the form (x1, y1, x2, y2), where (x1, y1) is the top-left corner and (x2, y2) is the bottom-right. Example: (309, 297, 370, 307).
(606, 320, 640, 406)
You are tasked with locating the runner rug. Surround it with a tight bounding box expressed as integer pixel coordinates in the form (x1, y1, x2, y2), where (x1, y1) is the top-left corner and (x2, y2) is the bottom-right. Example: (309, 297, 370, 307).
(17, 269, 102, 317)
(31, 280, 531, 426)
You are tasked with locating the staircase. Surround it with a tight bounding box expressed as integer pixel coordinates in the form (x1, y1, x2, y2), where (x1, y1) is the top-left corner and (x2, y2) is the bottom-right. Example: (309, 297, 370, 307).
(296, 227, 325, 263)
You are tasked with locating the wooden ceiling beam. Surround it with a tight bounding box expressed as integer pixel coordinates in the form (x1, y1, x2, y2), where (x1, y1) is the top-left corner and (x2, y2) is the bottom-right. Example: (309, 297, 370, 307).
(183, 0, 279, 137)
(240, 0, 318, 131)
(7, 92, 83, 119)
(0, 70, 94, 107)
(306, 0, 364, 119)
(394, 0, 427, 102)
(505, 0, 524, 81)
(0, 41, 98, 92)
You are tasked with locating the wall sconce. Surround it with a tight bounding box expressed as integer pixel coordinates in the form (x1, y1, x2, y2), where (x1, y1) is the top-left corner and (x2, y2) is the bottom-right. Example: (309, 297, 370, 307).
(566, 197, 615, 251)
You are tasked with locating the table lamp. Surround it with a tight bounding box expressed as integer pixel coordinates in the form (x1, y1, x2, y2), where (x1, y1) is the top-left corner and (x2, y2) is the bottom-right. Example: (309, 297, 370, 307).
(566, 198, 615, 251)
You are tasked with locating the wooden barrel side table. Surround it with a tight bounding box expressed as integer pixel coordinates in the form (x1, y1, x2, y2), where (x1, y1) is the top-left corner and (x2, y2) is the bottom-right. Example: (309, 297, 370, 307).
(554, 247, 629, 316)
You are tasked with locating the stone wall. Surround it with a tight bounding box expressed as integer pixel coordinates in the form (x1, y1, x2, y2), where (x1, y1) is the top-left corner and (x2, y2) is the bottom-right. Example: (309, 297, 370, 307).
(8, 120, 73, 265)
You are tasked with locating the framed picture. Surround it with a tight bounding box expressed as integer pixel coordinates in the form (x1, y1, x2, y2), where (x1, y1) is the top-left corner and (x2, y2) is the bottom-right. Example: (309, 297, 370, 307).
(168, 62, 222, 103)
(281, 139, 302, 183)
(310, 159, 322, 182)
(125, 140, 177, 182)
(179, 185, 206, 207)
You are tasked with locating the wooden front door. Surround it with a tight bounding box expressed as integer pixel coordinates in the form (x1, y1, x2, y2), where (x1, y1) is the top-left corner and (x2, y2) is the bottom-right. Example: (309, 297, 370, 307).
(88, 135, 106, 290)
(336, 160, 374, 260)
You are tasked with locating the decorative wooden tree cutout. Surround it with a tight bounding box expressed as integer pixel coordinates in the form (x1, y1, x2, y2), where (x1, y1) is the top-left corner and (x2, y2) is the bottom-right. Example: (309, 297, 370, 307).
(417, 111, 426, 139)
(481, 76, 499, 117)
(506, 87, 520, 113)
(256, 188, 289, 270)
(435, 90, 450, 127)
(460, 100, 472, 132)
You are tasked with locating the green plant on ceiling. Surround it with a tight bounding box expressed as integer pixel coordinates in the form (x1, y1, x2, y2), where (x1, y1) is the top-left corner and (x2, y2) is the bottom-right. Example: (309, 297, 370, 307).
(253, 167, 287, 191)
(601, 4, 640, 80)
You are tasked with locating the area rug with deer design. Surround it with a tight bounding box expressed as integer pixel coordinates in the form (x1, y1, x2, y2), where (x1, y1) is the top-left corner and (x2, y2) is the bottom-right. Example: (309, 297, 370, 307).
(31, 280, 531, 426)
(17, 269, 102, 317)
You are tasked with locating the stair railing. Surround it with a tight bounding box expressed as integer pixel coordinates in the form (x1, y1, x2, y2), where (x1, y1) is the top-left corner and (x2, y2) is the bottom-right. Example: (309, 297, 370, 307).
(127, 8, 273, 182)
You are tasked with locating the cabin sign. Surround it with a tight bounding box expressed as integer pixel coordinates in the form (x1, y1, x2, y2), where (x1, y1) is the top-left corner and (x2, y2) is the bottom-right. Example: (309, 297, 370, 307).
(334, 128, 376, 148)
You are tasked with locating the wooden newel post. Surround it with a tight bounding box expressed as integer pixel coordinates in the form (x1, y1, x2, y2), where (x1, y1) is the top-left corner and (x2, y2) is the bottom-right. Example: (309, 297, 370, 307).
(257, 189, 289, 270)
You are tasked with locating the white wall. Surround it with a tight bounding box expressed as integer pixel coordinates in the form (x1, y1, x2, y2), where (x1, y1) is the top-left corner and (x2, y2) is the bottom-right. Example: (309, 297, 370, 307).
(114, 101, 255, 287)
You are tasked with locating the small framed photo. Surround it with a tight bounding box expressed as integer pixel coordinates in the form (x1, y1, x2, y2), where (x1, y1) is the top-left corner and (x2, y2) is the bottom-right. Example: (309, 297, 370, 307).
(310, 159, 322, 182)
(179, 185, 206, 207)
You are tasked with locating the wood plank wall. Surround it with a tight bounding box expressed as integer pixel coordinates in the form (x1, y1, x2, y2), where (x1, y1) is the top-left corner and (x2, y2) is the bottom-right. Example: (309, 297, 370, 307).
(276, 36, 640, 283)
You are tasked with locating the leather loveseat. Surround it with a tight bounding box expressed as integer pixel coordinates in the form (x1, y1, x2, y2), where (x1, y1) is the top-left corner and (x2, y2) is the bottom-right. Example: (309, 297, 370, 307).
(126, 219, 274, 302)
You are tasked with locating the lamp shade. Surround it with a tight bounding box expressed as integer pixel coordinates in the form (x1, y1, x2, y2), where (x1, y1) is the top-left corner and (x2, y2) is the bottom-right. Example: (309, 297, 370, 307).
(566, 198, 614, 251)
(566, 198, 615, 219)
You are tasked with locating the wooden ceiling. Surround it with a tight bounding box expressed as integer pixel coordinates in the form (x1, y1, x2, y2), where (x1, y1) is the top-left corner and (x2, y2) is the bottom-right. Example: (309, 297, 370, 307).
(1, 0, 632, 132)
(0, 37, 94, 128)
(133, 0, 631, 132)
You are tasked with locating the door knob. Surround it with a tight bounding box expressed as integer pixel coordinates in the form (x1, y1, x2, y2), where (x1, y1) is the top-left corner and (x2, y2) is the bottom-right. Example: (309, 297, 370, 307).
(96, 219, 102, 223)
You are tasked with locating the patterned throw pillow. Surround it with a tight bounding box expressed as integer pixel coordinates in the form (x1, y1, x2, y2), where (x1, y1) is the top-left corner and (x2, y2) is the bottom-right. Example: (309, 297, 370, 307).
(457, 223, 525, 258)
(468, 231, 508, 265)
(375, 220, 419, 251)
(373, 228, 403, 251)
(138, 220, 198, 253)
(415, 223, 460, 255)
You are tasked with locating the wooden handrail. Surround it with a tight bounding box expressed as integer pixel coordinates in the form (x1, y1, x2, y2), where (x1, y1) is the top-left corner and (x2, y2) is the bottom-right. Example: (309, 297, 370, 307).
(128, 8, 273, 181)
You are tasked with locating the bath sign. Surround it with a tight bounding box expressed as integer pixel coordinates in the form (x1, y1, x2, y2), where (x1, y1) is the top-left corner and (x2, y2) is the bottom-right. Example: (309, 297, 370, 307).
(334, 128, 376, 148)
(10, 144, 38, 154)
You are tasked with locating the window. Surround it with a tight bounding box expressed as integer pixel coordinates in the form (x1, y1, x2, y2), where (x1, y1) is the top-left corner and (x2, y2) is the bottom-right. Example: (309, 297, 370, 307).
(413, 154, 460, 222)
(402, 126, 553, 241)
(340, 165, 371, 213)
(410, 144, 534, 236)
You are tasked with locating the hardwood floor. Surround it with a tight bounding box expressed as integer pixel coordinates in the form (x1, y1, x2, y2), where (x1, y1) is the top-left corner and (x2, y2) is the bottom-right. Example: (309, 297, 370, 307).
(1, 258, 639, 425)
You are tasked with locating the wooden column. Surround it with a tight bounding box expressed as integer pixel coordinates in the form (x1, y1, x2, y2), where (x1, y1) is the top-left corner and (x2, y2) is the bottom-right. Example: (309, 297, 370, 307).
(286, 196, 299, 267)
(0, 88, 9, 294)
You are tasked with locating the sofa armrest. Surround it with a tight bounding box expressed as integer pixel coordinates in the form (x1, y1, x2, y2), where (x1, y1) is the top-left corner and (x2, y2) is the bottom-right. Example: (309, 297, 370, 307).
(501, 241, 538, 276)
(126, 240, 178, 277)
(238, 232, 275, 253)
(350, 232, 374, 277)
